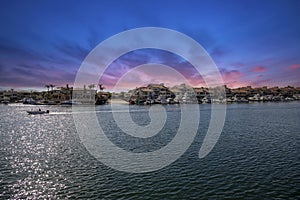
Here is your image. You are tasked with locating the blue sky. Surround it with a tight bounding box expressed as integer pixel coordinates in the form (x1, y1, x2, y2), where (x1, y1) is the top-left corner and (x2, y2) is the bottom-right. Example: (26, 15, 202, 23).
(0, 0, 300, 90)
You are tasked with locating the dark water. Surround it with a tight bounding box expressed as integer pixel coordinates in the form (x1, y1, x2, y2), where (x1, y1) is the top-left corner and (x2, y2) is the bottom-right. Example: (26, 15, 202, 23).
(0, 102, 299, 199)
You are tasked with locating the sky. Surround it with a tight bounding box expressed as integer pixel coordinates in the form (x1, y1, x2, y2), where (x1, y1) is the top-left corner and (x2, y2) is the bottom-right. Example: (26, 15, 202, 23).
(0, 0, 300, 91)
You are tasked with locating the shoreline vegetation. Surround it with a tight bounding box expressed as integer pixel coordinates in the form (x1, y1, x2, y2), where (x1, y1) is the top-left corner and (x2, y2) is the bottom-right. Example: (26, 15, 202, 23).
(1, 83, 300, 105)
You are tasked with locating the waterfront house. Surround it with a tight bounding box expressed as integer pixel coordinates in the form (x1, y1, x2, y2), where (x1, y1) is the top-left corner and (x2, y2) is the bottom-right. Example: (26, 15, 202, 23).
(131, 83, 175, 103)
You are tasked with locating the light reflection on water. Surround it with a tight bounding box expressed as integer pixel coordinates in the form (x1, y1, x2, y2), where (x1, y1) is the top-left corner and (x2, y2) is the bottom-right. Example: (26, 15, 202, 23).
(0, 103, 299, 199)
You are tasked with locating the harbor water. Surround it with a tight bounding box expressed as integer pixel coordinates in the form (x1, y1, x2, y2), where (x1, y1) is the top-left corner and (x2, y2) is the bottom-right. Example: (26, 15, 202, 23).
(0, 102, 299, 199)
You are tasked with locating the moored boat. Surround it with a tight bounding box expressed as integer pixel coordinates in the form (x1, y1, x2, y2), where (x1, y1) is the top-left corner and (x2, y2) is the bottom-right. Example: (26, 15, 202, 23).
(2, 100, 9, 105)
(23, 98, 36, 105)
(61, 100, 82, 105)
(27, 110, 49, 115)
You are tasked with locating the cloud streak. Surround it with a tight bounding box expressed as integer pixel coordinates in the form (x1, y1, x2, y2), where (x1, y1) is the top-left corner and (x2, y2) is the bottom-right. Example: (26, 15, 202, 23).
(287, 64, 300, 71)
(251, 66, 266, 73)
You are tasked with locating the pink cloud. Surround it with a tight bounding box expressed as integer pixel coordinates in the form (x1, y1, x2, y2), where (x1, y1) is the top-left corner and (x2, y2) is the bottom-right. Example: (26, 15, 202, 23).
(221, 69, 242, 80)
(251, 66, 266, 73)
(287, 64, 300, 70)
(218, 69, 245, 88)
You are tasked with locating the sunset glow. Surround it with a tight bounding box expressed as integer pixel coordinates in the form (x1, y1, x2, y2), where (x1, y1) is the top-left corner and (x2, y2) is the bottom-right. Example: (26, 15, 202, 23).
(1, 0, 300, 90)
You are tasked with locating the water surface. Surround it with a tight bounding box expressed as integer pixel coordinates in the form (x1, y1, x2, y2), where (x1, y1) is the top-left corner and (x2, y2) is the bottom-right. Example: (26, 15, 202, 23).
(0, 102, 299, 199)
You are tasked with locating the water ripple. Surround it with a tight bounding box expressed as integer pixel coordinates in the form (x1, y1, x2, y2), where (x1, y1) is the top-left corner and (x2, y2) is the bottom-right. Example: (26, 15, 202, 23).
(0, 103, 299, 199)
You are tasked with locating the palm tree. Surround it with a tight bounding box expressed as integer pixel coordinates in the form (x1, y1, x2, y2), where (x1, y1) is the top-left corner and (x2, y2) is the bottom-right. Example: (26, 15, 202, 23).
(98, 84, 105, 91)
(45, 85, 50, 93)
(49, 84, 55, 91)
(88, 84, 95, 90)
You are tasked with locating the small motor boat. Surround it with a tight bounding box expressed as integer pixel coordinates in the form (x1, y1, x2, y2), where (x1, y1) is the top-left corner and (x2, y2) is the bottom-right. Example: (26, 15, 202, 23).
(27, 110, 49, 115)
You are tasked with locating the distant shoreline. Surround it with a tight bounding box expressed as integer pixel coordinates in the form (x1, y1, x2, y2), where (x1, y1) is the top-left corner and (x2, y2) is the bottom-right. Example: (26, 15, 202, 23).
(1, 84, 300, 105)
